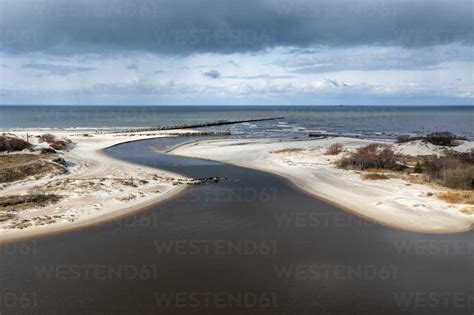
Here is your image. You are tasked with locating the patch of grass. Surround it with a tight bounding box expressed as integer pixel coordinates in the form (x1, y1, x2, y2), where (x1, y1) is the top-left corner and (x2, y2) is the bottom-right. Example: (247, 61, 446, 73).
(362, 172, 389, 180)
(0, 213, 15, 222)
(437, 191, 474, 205)
(0, 194, 61, 214)
(325, 143, 343, 155)
(271, 148, 304, 154)
(0, 154, 67, 183)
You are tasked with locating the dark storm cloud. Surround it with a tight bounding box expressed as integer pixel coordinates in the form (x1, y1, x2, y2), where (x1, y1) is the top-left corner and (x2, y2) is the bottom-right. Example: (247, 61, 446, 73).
(0, 0, 472, 54)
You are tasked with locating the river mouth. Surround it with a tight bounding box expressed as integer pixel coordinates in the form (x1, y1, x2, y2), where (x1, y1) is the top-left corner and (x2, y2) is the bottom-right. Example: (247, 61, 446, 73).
(1, 137, 473, 314)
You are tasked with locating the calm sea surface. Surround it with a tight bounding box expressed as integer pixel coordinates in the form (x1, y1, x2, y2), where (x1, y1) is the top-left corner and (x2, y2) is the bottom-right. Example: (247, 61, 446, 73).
(0, 105, 473, 139)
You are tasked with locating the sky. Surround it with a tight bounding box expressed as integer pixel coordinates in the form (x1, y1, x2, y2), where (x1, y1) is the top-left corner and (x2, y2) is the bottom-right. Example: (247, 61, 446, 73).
(0, 0, 472, 105)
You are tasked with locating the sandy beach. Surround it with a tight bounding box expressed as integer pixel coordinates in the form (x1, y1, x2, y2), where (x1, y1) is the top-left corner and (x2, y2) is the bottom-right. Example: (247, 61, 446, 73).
(171, 137, 474, 233)
(1, 131, 473, 243)
(0, 130, 205, 242)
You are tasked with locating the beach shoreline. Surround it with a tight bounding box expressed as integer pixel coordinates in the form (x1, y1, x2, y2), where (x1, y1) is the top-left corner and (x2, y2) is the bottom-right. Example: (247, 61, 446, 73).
(1, 131, 473, 243)
(171, 137, 474, 234)
(0, 130, 201, 244)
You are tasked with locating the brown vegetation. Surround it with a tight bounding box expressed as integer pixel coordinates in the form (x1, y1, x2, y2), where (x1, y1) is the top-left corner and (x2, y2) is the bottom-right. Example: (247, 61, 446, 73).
(362, 172, 389, 180)
(0, 135, 31, 152)
(50, 140, 69, 151)
(39, 133, 56, 143)
(0, 154, 67, 183)
(325, 143, 343, 155)
(339, 144, 399, 171)
(437, 191, 474, 205)
(0, 194, 61, 211)
(0, 194, 61, 223)
(424, 150, 473, 190)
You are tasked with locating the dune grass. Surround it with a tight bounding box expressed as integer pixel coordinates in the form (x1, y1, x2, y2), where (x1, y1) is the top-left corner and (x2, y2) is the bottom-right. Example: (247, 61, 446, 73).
(437, 191, 474, 205)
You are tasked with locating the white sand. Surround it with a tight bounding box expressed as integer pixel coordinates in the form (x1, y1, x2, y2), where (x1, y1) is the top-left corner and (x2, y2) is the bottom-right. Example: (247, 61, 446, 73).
(0, 130, 200, 242)
(172, 137, 474, 233)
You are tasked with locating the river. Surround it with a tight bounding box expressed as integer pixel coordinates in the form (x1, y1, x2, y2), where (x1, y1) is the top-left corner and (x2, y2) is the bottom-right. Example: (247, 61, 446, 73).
(0, 137, 472, 314)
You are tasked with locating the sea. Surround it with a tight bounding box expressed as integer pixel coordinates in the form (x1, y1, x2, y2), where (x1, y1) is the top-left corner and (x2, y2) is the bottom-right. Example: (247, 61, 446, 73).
(0, 105, 472, 140)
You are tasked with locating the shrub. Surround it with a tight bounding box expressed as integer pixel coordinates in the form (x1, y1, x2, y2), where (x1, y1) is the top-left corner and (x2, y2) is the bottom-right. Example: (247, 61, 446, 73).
(39, 133, 56, 143)
(425, 132, 457, 146)
(395, 132, 464, 146)
(325, 143, 343, 155)
(414, 161, 423, 173)
(339, 144, 398, 170)
(0, 136, 31, 152)
(439, 165, 474, 190)
(50, 140, 69, 151)
(424, 154, 473, 190)
(395, 135, 423, 143)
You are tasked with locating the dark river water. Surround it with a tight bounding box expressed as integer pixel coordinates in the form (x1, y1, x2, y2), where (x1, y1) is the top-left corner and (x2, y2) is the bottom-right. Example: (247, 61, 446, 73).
(0, 137, 473, 314)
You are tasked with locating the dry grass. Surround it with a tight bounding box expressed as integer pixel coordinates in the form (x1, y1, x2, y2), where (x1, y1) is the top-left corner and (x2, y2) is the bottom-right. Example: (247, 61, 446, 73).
(362, 172, 389, 180)
(0, 194, 61, 215)
(460, 207, 474, 215)
(325, 143, 343, 155)
(0, 154, 67, 183)
(271, 148, 304, 154)
(437, 191, 474, 205)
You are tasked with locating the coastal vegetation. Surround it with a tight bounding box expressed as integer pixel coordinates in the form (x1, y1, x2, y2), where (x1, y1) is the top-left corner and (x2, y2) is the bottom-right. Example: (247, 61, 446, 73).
(396, 131, 465, 146)
(437, 191, 474, 205)
(0, 194, 61, 225)
(325, 143, 343, 155)
(0, 154, 67, 183)
(338, 142, 473, 202)
(338, 144, 399, 171)
(0, 134, 31, 152)
(39, 133, 73, 151)
(362, 172, 389, 180)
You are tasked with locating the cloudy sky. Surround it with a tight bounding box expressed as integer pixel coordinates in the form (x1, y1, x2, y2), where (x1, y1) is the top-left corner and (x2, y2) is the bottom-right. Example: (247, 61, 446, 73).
(0, 0, 472, 105)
